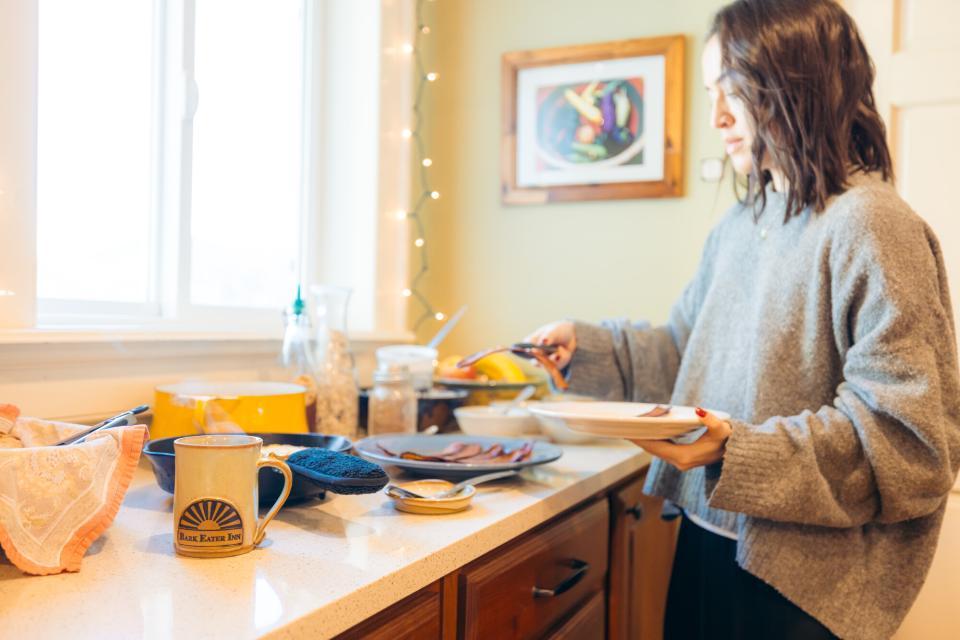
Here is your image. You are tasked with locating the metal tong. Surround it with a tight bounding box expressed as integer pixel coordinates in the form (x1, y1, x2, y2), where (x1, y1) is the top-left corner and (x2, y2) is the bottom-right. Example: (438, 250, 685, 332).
(53, 405, 150, 446)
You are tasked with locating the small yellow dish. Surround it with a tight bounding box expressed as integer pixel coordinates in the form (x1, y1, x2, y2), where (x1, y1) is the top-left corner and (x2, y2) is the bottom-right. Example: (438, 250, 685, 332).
(387, 479, 476, 515)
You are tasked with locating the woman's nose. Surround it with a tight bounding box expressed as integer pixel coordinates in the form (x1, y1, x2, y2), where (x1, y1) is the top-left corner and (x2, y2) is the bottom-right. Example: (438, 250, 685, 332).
(711, 98, 733, 129)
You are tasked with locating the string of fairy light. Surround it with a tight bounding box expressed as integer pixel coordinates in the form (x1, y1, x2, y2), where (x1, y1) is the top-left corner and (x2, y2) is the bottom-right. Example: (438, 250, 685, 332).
(399, 0, 443, 331)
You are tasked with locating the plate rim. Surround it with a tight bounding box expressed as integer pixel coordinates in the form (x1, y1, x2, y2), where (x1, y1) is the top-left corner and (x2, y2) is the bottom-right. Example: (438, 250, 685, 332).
(528, 401, 729, 425)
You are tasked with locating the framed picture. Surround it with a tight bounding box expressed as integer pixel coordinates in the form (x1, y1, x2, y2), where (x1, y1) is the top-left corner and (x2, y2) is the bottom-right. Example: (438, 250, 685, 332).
(501, 35, 685, 204)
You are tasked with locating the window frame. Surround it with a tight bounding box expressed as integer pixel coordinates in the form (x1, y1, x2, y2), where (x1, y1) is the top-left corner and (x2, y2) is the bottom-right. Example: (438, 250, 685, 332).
(1, 0, 413, 342)
(0, 0, 415, 420)
(36, 0, 312, 332)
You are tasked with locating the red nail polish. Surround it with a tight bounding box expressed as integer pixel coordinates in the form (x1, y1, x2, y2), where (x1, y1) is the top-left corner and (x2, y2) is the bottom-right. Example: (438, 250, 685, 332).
(695, 407, 707, 418)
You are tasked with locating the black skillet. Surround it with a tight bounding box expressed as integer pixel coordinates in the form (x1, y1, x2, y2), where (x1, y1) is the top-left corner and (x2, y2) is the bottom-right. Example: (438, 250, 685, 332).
(142, 432, 352, 506)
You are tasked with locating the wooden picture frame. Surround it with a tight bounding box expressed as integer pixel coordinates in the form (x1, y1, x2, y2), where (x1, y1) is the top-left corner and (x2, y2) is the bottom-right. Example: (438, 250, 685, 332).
(501, 35, 685, 204)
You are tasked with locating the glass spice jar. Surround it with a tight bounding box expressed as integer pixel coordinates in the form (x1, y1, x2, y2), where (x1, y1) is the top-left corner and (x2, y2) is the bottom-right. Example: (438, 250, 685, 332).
(368, 363, 417, 436)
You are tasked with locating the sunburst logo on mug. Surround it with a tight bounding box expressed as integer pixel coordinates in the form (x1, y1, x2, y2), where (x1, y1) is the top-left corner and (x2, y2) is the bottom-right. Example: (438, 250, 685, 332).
(177, 498, 244, 548)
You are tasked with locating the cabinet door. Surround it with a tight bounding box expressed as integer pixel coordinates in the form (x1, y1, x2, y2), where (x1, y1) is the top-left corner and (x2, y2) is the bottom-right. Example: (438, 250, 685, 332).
(458, 499, 609, 640)
(334, 581, 442, 640)
(607, 470, 679, 640)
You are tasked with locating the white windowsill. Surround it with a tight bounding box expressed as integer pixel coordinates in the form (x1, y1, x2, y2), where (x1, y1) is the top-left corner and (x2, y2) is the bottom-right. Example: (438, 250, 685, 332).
(0, 327, 415, 345)
(0, 327, 416, 422)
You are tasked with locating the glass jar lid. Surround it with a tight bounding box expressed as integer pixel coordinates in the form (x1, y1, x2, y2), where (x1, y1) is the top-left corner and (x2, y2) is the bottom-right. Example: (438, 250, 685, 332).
(373, 362, 412, 383)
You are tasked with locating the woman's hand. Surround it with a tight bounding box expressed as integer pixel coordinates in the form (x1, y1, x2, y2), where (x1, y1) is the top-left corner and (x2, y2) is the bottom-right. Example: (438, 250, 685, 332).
(631, 408, 733, 471)
(524, 321, 577, 369)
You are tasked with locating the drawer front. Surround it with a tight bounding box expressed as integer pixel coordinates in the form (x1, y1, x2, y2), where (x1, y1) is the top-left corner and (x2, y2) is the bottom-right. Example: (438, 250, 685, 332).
(459, 499, 609, 640)
(334, 581, 441, 640)
(544, 590, 606, 640)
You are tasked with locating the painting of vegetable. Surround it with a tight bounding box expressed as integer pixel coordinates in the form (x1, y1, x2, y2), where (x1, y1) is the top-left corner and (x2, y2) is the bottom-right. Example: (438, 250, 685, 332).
(502, 36, 685, 203)
(537, 78, 644, 167)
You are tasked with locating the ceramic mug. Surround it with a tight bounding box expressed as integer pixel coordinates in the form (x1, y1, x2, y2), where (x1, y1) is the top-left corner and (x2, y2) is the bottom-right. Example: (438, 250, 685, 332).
(173, 434, 292, 558)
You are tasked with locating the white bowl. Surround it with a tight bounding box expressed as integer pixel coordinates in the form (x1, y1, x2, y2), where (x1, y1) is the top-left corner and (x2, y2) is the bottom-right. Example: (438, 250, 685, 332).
(533, 395, 601, 444)
(453, 405, 541, 438)
(533, 412, 600, 444)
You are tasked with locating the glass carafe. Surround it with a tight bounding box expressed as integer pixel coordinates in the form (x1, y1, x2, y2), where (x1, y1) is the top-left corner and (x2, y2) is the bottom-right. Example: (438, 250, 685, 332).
(279, 287, 319, 431)
(310, 284, 359, 438)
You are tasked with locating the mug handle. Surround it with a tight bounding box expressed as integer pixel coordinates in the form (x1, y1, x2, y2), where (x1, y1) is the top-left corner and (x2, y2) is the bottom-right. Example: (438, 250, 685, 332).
(253, 457, 293, 546)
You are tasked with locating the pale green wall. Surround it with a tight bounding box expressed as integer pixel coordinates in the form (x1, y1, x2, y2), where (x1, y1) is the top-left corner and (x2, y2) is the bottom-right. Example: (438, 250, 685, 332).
(416, 0, 733, 358)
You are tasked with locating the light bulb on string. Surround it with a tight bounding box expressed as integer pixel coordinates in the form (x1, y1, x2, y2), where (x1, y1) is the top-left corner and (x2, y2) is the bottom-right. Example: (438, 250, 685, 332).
(405, 2, 441, 333)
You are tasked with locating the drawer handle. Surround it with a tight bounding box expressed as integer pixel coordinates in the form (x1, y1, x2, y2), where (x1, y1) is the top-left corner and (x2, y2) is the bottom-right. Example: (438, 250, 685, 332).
(532, 559, 589, 598)
(626, 503, 644, 521)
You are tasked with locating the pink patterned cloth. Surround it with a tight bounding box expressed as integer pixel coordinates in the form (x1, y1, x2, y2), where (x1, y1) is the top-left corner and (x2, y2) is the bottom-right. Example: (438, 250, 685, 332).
(0, 404, 146, 575)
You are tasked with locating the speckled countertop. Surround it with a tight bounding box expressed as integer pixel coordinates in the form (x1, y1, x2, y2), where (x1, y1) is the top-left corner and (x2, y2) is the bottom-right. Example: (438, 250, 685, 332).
(0, 441, 649, 639)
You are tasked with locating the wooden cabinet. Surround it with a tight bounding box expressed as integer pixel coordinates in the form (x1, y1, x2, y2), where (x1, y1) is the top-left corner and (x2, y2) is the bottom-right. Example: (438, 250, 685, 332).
(334, 466, 676, 640)
(457, 499, 609, 640)
(607, 470, 679, 640)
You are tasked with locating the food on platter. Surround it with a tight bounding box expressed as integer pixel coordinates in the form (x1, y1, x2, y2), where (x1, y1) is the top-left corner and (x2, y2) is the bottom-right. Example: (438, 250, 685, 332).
(436, 351, 526, 383)
(376, 440, 534, 464)
(457, 343, 568, 391)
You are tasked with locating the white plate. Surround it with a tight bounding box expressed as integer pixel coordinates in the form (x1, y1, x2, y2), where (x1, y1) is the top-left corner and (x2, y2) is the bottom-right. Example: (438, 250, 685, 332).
(528, 402, 729, 440)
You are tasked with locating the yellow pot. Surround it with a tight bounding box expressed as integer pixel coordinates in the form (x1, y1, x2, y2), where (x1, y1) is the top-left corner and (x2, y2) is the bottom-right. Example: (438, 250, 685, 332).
(152, 382, 309, 440)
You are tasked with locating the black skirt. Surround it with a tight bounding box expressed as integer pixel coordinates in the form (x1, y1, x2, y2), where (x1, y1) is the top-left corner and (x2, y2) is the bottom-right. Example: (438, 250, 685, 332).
(664, 517, 838, 640)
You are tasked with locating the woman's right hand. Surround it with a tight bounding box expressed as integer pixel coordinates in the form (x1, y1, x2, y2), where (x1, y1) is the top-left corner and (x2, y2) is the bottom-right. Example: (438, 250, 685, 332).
(524, 321, 577, 370)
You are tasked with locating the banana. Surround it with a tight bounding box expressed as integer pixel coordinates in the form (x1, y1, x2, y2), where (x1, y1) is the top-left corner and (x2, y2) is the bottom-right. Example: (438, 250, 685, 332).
(473, 352, 526, 382)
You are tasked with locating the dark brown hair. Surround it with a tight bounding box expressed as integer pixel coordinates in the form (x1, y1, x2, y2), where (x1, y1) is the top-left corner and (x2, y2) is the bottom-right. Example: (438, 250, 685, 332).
(710, 0, 893, 221)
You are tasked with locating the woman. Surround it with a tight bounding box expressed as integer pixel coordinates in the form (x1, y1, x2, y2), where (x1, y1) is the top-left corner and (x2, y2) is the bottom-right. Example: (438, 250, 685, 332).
(526, 1, 960, 638)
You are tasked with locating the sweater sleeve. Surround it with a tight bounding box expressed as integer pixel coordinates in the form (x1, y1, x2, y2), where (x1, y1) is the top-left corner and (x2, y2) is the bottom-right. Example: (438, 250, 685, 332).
(564, 227, 721, 404)
(709, 196, 960, 527)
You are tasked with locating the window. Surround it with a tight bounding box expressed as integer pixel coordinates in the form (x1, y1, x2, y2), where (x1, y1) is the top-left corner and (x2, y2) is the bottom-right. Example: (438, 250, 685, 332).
(36, 0, 308, 328)
(0, 0, 411, 344)
(1, 0, 413, 419)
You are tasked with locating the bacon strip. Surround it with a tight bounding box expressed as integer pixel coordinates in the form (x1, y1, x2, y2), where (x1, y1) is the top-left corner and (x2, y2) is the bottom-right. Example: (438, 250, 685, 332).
(377, 443, 398, 457)
(457, 443, 505, 463)
(438, 442, 469, 457)
(442, 443, 484, 461)
(637, 405, 671, 418)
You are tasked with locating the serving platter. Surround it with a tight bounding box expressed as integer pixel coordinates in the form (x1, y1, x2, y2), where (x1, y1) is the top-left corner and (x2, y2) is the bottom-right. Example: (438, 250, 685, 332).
(433, 377, 538, 390)
(528, 402, 729, 440)
(354, 434, 562, 479)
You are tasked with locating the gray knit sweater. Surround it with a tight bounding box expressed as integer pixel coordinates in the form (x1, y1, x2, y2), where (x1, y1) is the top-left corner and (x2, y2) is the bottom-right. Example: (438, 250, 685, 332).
(565, 172, 960, 640)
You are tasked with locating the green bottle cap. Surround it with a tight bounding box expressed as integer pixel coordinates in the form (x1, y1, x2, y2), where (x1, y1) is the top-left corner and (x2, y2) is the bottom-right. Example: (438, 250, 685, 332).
(291, 285, 305, 316)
